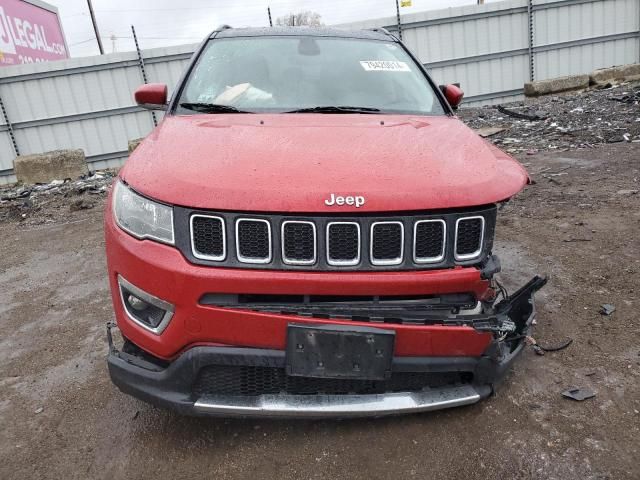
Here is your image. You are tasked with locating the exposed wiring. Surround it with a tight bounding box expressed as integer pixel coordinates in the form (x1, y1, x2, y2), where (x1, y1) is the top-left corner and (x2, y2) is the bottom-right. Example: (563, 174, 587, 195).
(494, 278, 509, 302)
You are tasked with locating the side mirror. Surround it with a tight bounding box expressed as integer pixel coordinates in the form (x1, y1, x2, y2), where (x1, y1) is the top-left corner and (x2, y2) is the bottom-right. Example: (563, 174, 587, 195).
(134, 83, 168, 110)
(442, 84, 464, 110)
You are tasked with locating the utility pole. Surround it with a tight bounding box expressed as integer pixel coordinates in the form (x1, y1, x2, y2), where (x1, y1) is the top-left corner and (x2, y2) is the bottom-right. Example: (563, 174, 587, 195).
(395, 0, 403, 41)
(87, 0, 104, 55)
(267, 7, 273, 27)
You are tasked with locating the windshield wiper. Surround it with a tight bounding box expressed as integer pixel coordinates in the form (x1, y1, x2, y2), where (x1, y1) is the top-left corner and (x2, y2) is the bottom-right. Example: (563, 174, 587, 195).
(285, 106, 381, 114)
(179, 102, 252, 113)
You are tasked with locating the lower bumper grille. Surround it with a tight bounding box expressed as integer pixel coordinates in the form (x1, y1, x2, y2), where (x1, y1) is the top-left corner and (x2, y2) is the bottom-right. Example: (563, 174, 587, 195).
(192, 365, 472, 397)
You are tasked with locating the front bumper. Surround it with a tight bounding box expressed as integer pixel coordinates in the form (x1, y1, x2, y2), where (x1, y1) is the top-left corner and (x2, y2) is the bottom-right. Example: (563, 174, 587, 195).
(107, 342, 496, 418)
(107, 276, 545, 418)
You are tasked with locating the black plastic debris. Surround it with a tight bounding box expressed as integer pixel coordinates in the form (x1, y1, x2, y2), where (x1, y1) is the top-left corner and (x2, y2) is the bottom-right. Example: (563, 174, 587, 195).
(562, 387, 596, 401)
(526, 336, 573, 356)
(497, 105, 547, 121)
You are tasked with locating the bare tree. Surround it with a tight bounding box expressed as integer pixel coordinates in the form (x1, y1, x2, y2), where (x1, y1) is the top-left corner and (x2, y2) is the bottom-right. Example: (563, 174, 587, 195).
(276, 11, 323, 27)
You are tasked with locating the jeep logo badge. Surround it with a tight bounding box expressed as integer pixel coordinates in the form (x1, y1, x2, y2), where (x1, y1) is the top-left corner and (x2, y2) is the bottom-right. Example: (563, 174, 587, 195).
(324, 194, 366, 208)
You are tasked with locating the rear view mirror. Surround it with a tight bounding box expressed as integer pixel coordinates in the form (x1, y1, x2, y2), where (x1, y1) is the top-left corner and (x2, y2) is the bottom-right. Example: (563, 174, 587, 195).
(134, 83, 168, 110)
(442, 84, 464, 110)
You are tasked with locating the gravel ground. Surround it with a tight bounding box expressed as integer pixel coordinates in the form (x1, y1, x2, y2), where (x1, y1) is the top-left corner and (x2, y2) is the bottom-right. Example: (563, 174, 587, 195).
(1, 96, 639, 479)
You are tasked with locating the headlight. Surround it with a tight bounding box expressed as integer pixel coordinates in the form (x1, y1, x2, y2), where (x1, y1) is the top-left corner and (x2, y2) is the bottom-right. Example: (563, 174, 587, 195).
(113, 180, 174, 245)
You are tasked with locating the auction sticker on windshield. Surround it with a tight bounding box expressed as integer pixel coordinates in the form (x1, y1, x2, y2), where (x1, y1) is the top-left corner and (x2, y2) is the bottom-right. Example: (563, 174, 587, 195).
(360, 60, 410, 72)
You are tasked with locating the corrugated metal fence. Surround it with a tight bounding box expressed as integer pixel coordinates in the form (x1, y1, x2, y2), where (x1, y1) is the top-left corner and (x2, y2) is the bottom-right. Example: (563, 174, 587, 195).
(0, 43, 197, 184)
(0, 0, 639, 184)
(344, 0, 640, 103)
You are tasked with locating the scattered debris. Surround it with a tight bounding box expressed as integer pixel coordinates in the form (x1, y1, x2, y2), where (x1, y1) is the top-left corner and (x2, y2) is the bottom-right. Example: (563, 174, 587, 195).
(459, 80, 640, 154)
(561, 387, 596, 401)
(497, 105, 548, 121)
(609, 90, 640, 103)
(599, 304, 616, 316)
(70, 199, 96, 212)
(0, 170, 116, 225)
(475, 126, 507, 137)
(540, 337, 573, 352)
(526, 336, 573, 356)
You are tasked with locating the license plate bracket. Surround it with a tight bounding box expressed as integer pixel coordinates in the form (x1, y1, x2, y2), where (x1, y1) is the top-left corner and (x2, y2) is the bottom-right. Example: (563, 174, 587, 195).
(285, 324, 395, 380)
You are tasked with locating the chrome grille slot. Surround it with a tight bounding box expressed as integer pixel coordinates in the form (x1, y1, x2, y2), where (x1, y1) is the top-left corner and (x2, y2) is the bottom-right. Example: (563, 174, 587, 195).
(370, 221, 403, 265)
(326, 222, 360, 266)
(454, 216, 484, 260)
(282, 221, 316, 265)
(236, 219, 272, 264)
(414, 219, 445, 263)
(190, 215, 226, 261)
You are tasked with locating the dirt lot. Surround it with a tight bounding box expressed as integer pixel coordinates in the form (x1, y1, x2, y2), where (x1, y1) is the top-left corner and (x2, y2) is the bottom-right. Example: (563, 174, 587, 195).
(1, 141, 639, 479)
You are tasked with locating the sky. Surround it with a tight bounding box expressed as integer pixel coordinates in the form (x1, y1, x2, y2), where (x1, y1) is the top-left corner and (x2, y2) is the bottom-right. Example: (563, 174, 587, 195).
(46, 0, 488, 57)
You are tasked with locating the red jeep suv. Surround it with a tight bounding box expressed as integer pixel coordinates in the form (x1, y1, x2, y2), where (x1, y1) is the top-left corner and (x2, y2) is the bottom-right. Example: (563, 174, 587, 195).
(105, 26, 545, 417)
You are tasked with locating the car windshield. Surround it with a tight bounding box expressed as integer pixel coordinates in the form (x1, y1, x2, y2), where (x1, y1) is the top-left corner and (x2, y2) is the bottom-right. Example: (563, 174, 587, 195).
(176, 35, 446, 115)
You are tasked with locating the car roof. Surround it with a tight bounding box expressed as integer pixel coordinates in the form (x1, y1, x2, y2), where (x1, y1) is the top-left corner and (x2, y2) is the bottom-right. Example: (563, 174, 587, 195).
(211, 26, 396, 42)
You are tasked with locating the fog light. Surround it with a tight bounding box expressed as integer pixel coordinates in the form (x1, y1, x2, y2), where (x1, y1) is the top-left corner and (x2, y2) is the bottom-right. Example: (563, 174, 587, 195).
(127, 294, 148, 311)
(117, 275, 174, 334)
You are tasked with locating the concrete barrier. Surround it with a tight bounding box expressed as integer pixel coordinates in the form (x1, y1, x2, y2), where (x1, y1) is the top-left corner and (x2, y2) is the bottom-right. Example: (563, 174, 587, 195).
(590, 63, 640, 83)
(524, 74, 590, 97)
(13, 149, 88, 184)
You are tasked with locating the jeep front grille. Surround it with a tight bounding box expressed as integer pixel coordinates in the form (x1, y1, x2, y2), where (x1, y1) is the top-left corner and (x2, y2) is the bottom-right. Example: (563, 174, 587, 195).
(176, 206, 495, 271)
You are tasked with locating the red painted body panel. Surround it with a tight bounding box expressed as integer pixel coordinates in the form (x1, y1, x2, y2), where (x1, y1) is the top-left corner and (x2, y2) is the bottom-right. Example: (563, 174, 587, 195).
(121, 114, 528, 212)
(105, 205, 493, 360)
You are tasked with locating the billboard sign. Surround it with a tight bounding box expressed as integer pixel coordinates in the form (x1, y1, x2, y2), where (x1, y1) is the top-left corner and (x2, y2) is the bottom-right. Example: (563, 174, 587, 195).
(0, 0, 68, 66)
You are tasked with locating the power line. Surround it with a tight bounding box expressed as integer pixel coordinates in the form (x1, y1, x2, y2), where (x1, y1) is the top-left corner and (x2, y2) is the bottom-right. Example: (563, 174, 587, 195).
(69, 38, 96, 46)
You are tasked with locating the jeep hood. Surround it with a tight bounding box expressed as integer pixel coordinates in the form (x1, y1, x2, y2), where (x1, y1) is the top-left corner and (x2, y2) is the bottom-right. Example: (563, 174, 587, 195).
(121, 114, 529, 213)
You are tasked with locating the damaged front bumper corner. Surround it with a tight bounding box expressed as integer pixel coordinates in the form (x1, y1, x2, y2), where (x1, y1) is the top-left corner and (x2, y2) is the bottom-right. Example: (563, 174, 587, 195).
(473, 275, 548, 387)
